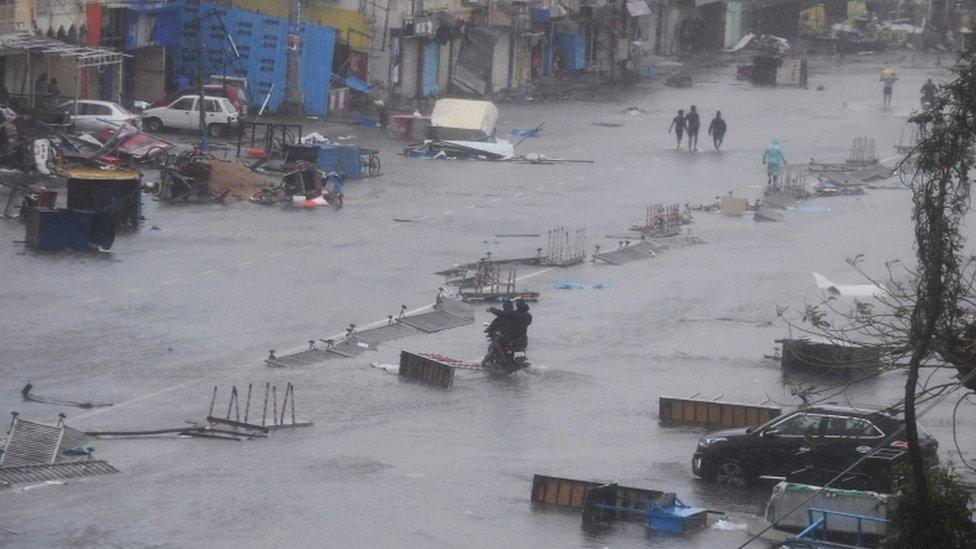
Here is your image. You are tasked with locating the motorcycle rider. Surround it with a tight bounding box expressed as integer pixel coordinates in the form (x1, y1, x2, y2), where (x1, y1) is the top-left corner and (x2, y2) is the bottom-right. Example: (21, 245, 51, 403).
(511, 300, 532, 353)
(484, 300, 517, 365)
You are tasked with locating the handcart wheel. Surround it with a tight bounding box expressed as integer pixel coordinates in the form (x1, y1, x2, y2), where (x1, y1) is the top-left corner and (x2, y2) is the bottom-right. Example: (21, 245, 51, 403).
(368, 155, 381, 177)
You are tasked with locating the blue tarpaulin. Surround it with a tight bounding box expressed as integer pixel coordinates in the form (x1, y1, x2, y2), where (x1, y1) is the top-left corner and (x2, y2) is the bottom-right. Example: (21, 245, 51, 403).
(553, 31, 586, 71)
(332, 73, 373, 93)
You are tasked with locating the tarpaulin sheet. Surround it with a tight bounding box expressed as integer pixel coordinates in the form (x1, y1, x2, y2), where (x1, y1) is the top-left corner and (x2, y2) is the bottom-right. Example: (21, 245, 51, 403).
(331, 73, 372, 92)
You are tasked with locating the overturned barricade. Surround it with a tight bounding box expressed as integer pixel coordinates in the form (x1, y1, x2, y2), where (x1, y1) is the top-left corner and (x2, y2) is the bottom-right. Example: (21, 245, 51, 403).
(592, 240, 656, 265)
(659, 395, 781, 428)
(459, 263, 539, 303)
(83, 383, 310, 442)
(266, 294, 475, 367)
(207, 383, 311, 432)
(630, 204, 690, 237)
(539, 227, 586, 267)
(808, 137, 884, 175)
(531, 474, 713, 533)
(0, 413, 118, 486)
(438, 228, 586, 286)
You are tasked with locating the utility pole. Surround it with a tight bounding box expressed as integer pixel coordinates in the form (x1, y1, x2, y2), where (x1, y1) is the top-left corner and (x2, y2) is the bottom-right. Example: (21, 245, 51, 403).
(283, 0, 303, 117)
(196, 9, 206, 137)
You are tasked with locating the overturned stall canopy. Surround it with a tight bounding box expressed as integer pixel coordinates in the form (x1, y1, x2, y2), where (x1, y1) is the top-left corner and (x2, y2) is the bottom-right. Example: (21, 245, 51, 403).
(430, 98, 499, 140)
(0, 34, 127, 115)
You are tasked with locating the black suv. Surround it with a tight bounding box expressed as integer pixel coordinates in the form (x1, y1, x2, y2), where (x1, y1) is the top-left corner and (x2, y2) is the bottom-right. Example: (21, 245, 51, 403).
(692, 405, 939, 486)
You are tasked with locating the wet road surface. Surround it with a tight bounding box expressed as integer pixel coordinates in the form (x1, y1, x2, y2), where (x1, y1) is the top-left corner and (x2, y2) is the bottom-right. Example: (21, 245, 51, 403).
(0, 52, 970, 547)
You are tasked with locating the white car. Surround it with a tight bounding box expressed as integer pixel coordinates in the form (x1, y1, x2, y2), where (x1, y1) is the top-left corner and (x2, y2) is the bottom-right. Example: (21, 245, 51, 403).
(141, 95, 238, 137)
(56, 100, 140, 133)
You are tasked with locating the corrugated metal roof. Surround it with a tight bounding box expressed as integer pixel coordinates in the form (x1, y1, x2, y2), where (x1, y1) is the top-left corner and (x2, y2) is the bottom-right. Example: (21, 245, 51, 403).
(0, 419, 61, 467)
(0, 418, 91, 467)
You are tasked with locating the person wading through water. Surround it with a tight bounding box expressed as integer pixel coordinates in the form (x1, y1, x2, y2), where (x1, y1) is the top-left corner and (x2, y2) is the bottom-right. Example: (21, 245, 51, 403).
(685, 105, 700, 151)
(668, 109, 685, 150)
(708, 111, 726, 151)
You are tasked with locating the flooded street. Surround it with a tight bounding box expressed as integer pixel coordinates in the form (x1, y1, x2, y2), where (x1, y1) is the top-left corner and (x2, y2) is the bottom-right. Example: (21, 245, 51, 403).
(0, 53, 969, 547)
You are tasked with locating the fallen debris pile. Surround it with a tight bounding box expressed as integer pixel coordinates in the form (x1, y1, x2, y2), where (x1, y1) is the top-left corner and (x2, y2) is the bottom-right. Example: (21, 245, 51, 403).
(84, 383, 311, 442)
(198, 159, 280, 203)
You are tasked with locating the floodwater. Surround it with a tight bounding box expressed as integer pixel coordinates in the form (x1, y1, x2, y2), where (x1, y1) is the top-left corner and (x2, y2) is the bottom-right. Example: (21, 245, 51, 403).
(1, 52, 970, 548)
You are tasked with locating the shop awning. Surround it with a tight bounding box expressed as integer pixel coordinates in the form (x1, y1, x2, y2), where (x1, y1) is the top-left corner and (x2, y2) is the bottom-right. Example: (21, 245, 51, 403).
(0, 34, 126, 67)
(626, 0, 653, 17)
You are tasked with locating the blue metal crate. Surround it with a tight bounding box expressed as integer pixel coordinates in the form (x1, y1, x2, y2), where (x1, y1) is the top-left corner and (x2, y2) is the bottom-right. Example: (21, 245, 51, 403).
(337, 145, 362, 178)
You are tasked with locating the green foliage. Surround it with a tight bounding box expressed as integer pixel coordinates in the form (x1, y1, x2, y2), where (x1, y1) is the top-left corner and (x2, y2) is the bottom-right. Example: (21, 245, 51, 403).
(884, 465, 976, 548)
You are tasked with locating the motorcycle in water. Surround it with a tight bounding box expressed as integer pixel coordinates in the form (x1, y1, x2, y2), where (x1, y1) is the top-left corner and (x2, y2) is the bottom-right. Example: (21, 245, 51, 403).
(920, 94, 936, 111)
(481, 330, 529, 375)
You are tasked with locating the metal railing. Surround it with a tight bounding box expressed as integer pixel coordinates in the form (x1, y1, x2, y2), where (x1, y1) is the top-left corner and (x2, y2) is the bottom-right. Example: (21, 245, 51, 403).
(790, 507, 888, 548)
(235, 121, 303, 158)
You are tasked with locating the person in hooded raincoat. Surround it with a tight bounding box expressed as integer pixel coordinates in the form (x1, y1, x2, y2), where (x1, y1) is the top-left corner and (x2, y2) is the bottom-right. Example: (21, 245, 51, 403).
(762, 138, 787, 188)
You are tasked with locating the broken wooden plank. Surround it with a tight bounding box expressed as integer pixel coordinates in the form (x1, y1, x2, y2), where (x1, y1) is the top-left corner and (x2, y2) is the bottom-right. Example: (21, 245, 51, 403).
(658, 396, 781, 428)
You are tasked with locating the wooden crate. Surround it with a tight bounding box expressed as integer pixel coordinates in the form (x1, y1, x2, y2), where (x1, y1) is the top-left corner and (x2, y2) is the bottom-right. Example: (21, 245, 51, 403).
(398, 350, 455, 388)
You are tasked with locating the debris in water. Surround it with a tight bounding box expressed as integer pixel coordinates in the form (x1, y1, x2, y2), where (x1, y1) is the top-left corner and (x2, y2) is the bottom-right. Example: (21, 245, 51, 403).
(711, 519, 747, 531)
(21, 383, 112, 409)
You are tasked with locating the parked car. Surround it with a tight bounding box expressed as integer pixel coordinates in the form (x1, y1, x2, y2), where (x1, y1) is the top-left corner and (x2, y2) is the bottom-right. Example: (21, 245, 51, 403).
(149, 84, 248, 118)
(141, 95, 239, 137)
(692, 405, 939, 487)
(55, 100, 141, 133)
